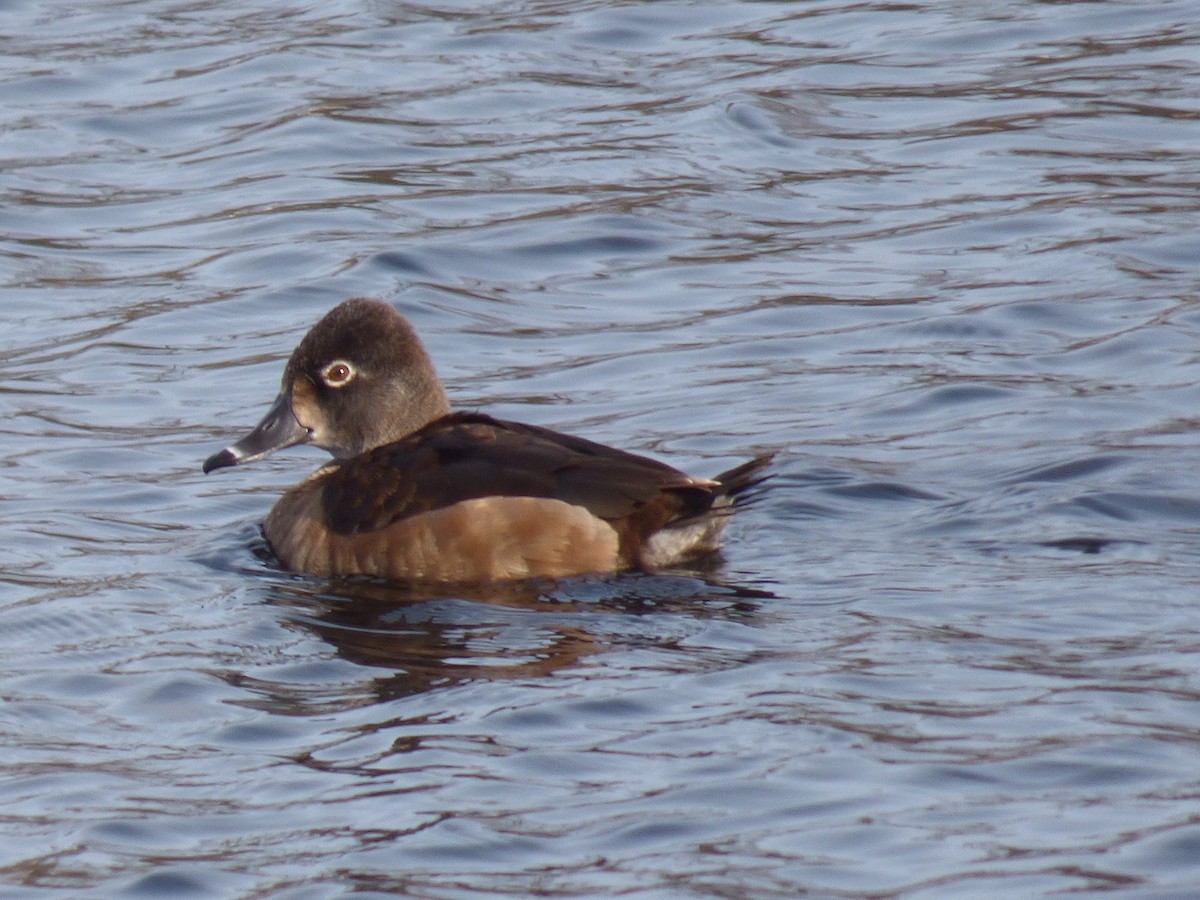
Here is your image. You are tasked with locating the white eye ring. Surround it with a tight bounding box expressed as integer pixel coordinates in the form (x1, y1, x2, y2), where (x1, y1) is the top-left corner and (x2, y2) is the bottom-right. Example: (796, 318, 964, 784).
(320, 360, 356, 387)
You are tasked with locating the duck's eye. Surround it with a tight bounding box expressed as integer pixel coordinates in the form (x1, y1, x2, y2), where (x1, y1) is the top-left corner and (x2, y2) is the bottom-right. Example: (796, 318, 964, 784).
(320, 360, 355, 387)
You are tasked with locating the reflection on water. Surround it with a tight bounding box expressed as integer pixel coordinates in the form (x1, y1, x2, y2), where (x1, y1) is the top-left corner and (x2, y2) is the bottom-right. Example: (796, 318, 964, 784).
(254, 573, 771, 708)
(2, 0, 1200, 896)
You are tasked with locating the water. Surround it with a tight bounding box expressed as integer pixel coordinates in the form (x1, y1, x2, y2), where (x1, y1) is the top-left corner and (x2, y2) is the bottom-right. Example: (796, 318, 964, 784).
(2, 0, 1200, 896)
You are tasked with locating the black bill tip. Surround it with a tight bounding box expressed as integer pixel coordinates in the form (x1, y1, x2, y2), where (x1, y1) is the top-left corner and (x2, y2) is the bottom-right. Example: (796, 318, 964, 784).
(202, 447, 239, 474)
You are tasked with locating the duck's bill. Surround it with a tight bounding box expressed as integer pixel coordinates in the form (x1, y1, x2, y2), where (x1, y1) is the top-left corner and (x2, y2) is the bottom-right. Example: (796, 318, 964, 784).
(202, 392, 309, 473)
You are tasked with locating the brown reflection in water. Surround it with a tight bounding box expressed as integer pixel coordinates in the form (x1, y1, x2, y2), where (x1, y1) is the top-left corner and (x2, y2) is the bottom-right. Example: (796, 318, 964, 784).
(252, 569, 773, 706)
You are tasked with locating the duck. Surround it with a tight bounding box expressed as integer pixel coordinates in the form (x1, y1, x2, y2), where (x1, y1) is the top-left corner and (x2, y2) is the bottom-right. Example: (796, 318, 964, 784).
(203, 298, 773, 583)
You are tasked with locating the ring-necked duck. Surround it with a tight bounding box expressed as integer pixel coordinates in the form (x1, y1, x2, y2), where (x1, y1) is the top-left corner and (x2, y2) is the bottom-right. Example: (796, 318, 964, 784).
(204, 298, 772, 582)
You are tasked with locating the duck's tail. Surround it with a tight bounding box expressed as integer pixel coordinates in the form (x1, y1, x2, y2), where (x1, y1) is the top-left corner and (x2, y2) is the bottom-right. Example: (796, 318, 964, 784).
(640, 452, 776, 569)
(715, 452, 775, 506)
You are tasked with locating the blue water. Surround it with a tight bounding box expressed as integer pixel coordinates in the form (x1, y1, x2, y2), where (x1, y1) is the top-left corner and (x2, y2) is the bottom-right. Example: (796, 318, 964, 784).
(2, 0, 1200, 896)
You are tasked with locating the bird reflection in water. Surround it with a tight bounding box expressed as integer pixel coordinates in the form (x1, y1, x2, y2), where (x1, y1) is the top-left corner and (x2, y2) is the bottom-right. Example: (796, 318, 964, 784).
(245, 557, 775, 708)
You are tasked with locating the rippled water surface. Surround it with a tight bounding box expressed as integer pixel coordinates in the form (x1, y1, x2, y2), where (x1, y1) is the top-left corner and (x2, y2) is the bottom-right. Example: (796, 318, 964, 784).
(3, 0, 1200, 896)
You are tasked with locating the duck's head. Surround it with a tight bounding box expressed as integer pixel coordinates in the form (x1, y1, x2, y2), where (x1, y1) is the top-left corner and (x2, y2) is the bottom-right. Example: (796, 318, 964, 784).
(203, 298, 451, 473)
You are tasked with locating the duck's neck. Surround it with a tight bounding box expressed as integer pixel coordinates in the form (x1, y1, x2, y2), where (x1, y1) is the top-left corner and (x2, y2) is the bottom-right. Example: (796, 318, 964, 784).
(354, 379, 451, 456)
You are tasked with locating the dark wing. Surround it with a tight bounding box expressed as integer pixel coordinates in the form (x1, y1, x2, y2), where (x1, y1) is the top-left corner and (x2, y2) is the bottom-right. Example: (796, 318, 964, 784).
(321, 412, 716, 536)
